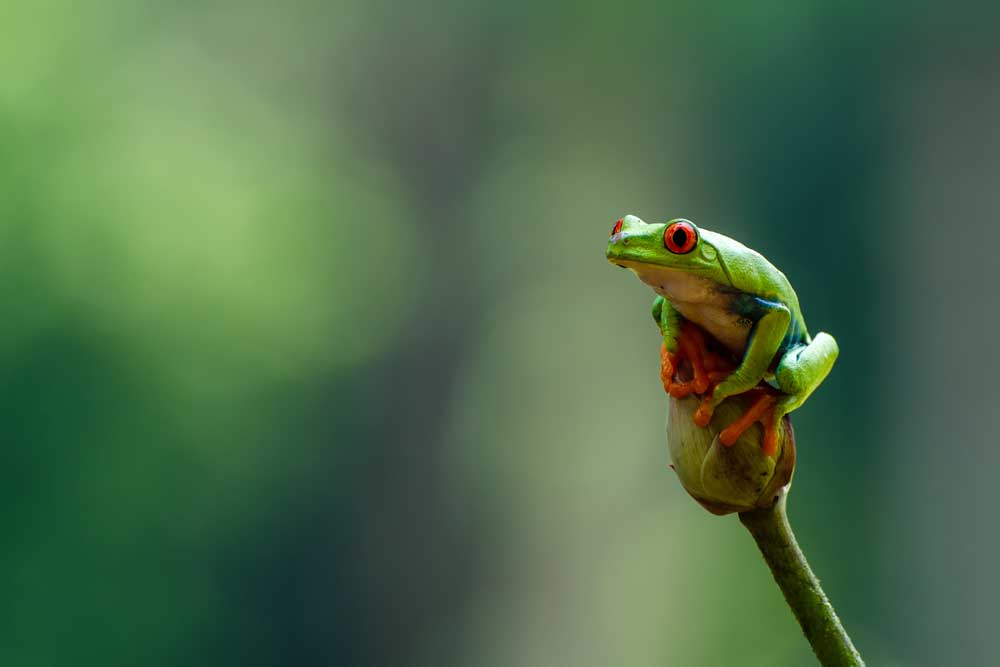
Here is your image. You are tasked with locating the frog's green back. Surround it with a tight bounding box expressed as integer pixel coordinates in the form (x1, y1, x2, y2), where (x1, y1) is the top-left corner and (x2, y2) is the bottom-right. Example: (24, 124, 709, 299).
(701, 228, 809, 341)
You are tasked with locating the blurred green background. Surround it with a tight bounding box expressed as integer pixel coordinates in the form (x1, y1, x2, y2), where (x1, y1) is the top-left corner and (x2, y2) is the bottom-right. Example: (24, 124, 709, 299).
(3, 1, 998, 665)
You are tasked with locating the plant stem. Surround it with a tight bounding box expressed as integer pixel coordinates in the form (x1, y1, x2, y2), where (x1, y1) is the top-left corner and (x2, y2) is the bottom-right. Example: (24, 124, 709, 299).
(739, 493, 865, 666)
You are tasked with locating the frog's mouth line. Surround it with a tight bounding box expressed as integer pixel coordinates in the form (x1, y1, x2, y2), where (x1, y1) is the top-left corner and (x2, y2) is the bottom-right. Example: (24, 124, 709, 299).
(609, 258, 726, 309)
(607, 257, 665, 271)
(608, 258, 683, 284)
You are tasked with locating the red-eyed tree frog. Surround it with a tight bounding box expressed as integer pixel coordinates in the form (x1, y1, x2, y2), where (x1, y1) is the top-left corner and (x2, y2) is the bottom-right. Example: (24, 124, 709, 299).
(606, 214, 838, 456)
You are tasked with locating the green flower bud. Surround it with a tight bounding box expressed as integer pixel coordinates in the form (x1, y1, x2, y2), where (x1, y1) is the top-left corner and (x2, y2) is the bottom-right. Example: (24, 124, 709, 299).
(667, 393, 796, 515)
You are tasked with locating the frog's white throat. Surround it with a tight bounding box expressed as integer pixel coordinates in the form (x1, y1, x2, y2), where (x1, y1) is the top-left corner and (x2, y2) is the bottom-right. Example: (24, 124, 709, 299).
(620, 260, 750, 354)
(622, 261, 720, 304)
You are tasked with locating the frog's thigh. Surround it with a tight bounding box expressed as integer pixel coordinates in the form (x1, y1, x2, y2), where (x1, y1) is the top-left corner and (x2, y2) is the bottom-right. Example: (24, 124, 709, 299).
(773, 332, 839, 413)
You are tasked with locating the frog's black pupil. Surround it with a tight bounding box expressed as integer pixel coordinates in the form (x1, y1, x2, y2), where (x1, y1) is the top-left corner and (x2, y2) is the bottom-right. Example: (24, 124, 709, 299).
(672, 228, 687, 248)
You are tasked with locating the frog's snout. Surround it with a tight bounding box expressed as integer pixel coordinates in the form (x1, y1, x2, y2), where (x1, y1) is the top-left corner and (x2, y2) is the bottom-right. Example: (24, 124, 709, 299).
(607, 214, 646, 265)
(620, 214, 646, 230)
(609, 214, 646, 241)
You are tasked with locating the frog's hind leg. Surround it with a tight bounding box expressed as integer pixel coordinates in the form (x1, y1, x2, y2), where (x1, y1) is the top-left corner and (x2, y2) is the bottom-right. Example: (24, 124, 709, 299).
(773, 332, 839, 413)
(655, 296, 684, 394)
(762, 332, 839, 455)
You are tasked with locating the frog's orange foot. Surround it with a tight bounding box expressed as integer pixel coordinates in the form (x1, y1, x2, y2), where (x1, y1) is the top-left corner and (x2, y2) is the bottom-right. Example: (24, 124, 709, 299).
(677, 322, 711, 394)
(659, 342, 676, 394)
(661, 322, 725, 398)
(717, 392, 782, 457)
(671, 381, 706, 399)
(719, 393, 774, 445)
(693, 396, 714, 427)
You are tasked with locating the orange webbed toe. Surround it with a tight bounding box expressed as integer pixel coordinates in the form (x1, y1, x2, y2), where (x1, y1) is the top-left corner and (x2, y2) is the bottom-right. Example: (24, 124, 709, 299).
(718, 393, 775, 447)
(693, 397, 715, 427)
(678, 322, 711, 394)
(659, 342, 675, 394)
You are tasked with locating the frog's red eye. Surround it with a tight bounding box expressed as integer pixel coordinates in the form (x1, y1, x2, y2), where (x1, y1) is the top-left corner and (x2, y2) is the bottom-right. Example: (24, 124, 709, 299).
(611, 218, 623, 236)
(664, 220, 697, 254)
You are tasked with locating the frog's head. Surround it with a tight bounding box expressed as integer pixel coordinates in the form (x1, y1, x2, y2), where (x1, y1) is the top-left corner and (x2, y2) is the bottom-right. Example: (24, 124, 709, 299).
(607, 215, 727, 290)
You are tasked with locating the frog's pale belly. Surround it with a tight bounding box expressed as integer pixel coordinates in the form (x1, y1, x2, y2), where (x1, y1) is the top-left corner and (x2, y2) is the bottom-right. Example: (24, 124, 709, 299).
(625, 262, 751, 354)
(665, 298, 750, 353)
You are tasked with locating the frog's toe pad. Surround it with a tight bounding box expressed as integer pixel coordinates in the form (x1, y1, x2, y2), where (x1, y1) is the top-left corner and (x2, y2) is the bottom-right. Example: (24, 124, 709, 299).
(693, 398, 714, 427)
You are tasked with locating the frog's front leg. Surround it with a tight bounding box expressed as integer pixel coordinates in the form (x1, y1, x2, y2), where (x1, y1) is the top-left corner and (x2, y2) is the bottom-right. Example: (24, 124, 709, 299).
(694, 305, 790, 427)
(653, 296, 682, 393)
(654, 296, 723, 396)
